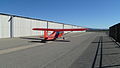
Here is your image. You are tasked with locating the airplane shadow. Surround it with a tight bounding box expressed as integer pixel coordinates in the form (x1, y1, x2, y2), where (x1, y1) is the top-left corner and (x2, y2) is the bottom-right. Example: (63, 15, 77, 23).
(20, 37, 43, 40)
(20, 37, 70, 43)
(29, 40, 46, 43)
(29, 40, 70, 43)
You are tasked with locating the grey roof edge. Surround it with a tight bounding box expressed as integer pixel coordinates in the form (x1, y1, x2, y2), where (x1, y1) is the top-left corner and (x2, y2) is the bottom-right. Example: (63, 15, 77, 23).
(0, 13, 84, 28)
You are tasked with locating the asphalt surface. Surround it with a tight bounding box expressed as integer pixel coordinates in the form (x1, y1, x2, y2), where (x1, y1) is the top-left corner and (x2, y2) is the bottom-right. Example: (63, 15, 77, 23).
(0, 32, 118, 68)
(70, 32, 120, 68)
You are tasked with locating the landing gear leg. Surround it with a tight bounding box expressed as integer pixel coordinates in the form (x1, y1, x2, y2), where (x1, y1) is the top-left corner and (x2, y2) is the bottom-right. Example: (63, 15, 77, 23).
(63, 37, 65, 40)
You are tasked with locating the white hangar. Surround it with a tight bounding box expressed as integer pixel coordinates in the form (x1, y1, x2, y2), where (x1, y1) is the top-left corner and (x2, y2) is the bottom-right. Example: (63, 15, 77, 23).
(0, 13, 86, 38)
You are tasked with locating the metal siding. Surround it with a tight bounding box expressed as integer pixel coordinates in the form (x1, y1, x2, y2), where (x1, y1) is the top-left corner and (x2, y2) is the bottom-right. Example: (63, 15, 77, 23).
(64, 25, 73, 33)
(34, 20, 41, 36)
(73, 26, 86, 32)
(73, 26, 77, 32)
(31, 20, 47, 36)
(48, 22, 63, 29)
(73, 26, 81, 32)
(14, 17, 47, 37)
(48, 22, 63, 35)
(78, 26, 86, 32)
(13, 17, 29, 37)
(14, 17, 21, 37)
(31, 20, 37, 36)
(14, 17, 32, 37)
(0, 15, 1, 38)
(0, 13, 85, 38)
(0, 15, 10, 38)
(80, 27, 86, 32)
(37, 20, 47, 36)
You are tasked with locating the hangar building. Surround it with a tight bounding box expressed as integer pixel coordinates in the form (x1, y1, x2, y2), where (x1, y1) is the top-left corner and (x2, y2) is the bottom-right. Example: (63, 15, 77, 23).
(0, 13, 85, 38)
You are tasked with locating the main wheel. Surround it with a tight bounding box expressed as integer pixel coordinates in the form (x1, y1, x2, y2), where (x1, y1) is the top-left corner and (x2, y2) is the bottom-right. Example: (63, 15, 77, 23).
(63, 37, 65, 40)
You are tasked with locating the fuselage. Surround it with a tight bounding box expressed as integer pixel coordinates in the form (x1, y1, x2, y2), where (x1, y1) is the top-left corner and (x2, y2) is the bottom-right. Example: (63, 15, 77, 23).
(45, 31, 64, 40)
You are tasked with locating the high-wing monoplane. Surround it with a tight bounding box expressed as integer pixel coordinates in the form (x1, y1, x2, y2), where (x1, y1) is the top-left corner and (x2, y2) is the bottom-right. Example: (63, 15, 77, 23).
(32, 28, 87, 41)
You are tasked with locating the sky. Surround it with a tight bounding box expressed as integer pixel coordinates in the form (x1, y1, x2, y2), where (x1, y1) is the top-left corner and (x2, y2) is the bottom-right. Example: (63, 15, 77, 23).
(0, 0, 120, 29)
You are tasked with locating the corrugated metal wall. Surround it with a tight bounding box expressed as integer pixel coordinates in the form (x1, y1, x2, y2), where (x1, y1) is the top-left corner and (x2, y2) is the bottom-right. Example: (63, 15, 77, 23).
(72, 26, 78, 32)
(13, 17, 47, 37)
(64, 24, 73, 33)
(73, 26, 86, 32)
(48, 22, 63, 29)
(0, 15, 10, 38)
(47, 22, 63, 35)
(0, 13, 86, 38)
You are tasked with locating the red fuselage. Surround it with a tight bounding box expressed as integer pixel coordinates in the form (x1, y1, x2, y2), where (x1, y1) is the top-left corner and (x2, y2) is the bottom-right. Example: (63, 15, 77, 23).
(44, 31, 64, 40)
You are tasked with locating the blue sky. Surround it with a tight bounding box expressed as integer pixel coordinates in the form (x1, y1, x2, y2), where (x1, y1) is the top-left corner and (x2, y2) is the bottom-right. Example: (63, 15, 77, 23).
(0, 0, 120, 28)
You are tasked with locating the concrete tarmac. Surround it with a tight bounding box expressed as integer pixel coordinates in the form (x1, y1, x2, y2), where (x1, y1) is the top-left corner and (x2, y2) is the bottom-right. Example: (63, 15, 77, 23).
(0, 32, 106, 68)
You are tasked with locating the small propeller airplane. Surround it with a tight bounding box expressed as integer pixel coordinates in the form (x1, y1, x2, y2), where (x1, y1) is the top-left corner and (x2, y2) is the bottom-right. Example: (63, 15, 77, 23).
(32, 28, 88, 42)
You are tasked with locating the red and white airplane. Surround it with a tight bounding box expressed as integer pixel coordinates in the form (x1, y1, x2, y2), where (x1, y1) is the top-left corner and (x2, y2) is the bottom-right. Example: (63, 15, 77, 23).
(32, 28, 87, 41)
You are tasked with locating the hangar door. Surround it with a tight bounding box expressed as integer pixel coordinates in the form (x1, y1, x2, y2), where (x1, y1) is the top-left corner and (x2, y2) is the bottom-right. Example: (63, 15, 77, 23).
(13, 17, 47, 37)
(0, 15, 11, 38)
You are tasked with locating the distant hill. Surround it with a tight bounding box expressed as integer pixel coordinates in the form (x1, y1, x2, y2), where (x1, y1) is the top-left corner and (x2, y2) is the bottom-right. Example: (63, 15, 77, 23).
(86, 28, 109, 32)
